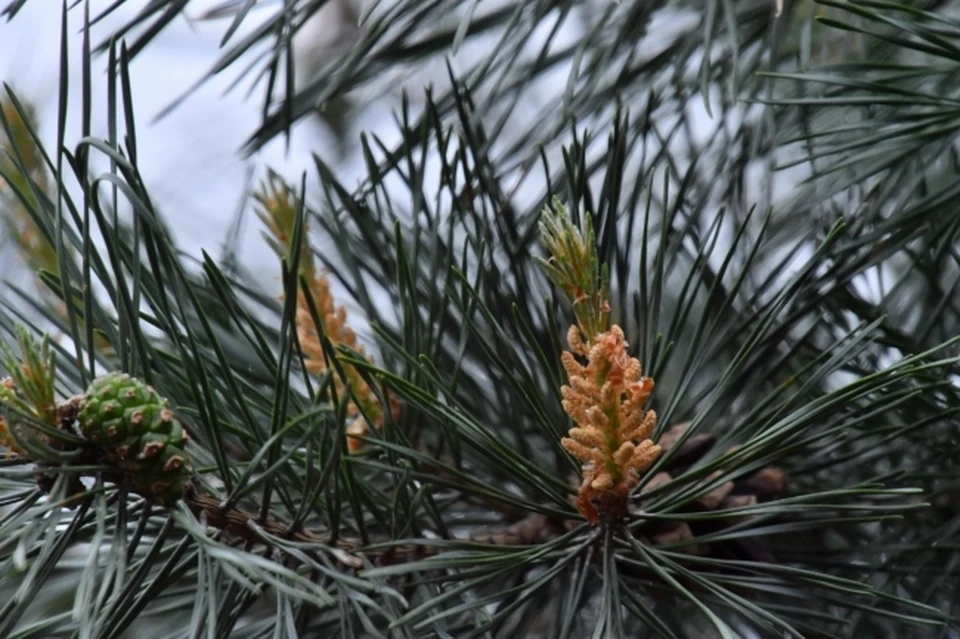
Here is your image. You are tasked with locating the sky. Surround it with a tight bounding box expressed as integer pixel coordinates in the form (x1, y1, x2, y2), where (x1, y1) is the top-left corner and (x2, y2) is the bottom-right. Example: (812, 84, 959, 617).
(0, 1, 375, 291)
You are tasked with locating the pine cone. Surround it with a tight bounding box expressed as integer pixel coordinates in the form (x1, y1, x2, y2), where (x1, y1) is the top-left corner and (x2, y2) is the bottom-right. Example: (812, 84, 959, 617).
(78, 372, 192, 504)
(633, 422, 789, 563)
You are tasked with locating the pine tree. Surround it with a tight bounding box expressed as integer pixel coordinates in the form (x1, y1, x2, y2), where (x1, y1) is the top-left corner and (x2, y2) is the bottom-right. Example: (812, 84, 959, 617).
(0, 1, 958, 637)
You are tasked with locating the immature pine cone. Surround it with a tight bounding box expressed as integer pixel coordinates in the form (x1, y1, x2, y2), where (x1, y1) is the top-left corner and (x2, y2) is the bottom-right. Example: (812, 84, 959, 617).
(78, 372, 191, 504)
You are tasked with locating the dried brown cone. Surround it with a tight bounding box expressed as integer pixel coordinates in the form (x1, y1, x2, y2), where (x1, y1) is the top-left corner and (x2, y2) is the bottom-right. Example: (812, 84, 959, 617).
(632, 421, 790, 563)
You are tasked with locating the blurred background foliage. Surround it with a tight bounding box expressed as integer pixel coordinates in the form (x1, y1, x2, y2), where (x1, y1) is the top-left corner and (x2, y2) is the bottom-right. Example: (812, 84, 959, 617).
(0, 0, 959, 637)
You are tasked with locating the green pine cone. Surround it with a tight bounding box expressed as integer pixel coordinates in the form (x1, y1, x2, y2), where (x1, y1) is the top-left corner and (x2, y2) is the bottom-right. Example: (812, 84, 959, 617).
(78, 373, 186, 448)
(78, 372, 192, 504)
(121, 443, 192, 505)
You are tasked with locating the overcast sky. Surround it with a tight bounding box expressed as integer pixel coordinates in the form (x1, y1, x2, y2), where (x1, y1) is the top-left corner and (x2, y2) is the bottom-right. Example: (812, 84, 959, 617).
(0, 2, 378, 291)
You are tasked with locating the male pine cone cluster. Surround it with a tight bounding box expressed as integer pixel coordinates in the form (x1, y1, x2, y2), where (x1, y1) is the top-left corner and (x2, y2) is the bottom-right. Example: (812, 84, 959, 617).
(560, 325, 661, 523)
(77, 372, 192, 504)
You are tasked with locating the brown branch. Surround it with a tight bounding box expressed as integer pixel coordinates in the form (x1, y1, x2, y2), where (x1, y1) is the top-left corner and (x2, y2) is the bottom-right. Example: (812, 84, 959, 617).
(181, 482, 570, 567)
(15, 407, 789, 570)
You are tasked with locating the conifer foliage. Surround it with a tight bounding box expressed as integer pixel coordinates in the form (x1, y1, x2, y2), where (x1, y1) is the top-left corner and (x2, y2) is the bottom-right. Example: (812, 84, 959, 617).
(1, 0, 959, 637)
